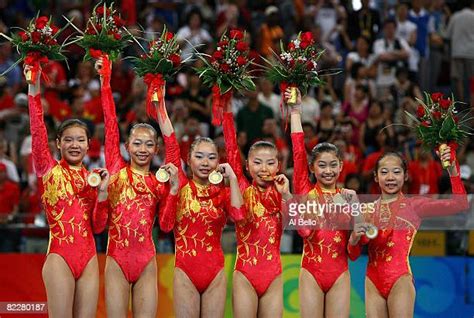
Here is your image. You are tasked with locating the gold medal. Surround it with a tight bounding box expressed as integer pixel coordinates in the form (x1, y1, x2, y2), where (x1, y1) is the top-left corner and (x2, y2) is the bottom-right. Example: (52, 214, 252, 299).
(155, 167, 170, 182)
(208, 171, 223, 184)
(87, 172, 101, 187)
(365, 224, 378, 239)
(260, 174, 274, 182)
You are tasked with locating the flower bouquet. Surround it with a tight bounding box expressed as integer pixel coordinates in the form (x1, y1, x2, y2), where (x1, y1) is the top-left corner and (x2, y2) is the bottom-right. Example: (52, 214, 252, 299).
(66, 2, 131, 62)
(0, 15, 67, 84)
(405, 92, 472, 168)
(130, 26, 183, 121)
(196, 29, 256, 126)
(264, 31, 324, 105)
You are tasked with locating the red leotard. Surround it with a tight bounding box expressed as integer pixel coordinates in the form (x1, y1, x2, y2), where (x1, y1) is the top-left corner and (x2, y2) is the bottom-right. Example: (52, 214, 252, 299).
(347, 176, 468, 299)
(29, 94, 108, 280)
(291, 132, 352, 293)
(223, 112, 283, 297)
(165, 129, 245, 294)
(101, 68, 177, 283)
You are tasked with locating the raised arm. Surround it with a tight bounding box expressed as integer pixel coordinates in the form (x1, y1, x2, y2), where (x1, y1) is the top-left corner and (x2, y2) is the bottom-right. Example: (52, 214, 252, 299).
(26, 66, 55, 177)
(154, 88, 187, 187)
(416, 151, 469, 217)
(222, 102, 249, 192)
(96, 56, 125, 175)
(289, 90, 312, 195)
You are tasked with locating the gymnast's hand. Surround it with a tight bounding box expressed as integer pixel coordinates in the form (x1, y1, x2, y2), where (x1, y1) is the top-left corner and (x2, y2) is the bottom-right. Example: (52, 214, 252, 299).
(162, 163, 179, 195)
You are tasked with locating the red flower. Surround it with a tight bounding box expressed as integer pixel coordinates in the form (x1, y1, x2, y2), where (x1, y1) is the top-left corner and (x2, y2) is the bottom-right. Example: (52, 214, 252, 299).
(416, 105, 425, 118)
(432, 111, 442, 120)
(31, 31, 41, 43)
(165, 32, 174, 41)
(18, 31, 29, 42)
(95, 6, 110, 16)
(306, 61, 315, 70)
(288, 42, 295, 51)
(301, 32, 313, 44)
(169, 53, 181, 67)
(237, 56, 247, 66)
(96, 24, 103, 33)
(113, 32, 121, 40)
(300, 41, 309, 49)
(89, 48, 103, 59)
(454, 115, 459, 123)
(51, 25, 59, 35)
(431, 92, 443, 103)
(220, 63, 230, 72)
(213, 51, 224, 60)
(218, 40, 228, 47)
(421, 121, 431, 127)
(86, 26, 96, 35)
(289, 59, 295, 68)
(113, 16, 125, 28)
(35, 16, 49, 29)
(439, 98, 451, 109)
(235, 41, 248, 52)
(229, 29, 243, 40)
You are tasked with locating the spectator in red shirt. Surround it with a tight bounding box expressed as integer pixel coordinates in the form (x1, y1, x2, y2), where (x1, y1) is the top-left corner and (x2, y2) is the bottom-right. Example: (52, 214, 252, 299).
(0, 162, 20, 252)
(408, 145, 442, 194)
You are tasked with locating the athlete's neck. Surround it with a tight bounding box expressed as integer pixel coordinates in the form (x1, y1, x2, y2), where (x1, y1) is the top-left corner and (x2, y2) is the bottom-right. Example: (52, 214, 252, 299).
(130, 162, 149, 174)
(192, 175, 210, 186)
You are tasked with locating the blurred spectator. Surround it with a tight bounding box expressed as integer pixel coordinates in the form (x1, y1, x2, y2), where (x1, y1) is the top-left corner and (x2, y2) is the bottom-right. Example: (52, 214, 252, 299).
(373, 19, 410, 99)
(261, 118, 289, 171)
(359, 101, 394, 156)
(0, 136, 19, 183)
(257, 6, 284, 58)
(445, 0, 474, 103)
(408, 145, 443, 194)
(334, 139, 359, 186)
(408, 0, 435, 91)
(0, 162, 20, 252)
(300, 93, 320, 123)
(111, 58, 135, 112)
(0, 43, 21, 94)
(42, 60, 69, 121)
(396, 3, 419, 79)
(428, 0, 451, 91)
(236, 90, 274, 147)
(257, 78, 281, 122)
(1, 93, 29, 146)
(181, 69, 211, 137)
(179, 117, 202, 163)
(344, 173, 366, 193)
(176, 8, 212, 61)
(342, 84, 370, 145)
(348, 0, 381, 43)
(315, 101, 336, 142)
(84, 138, 105, 170)
(0, 76, 14, 111)
(302, 122, 318, 153)
(345, 35, 376, 73)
